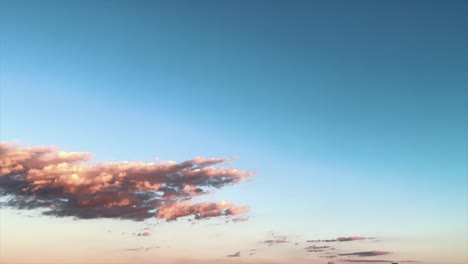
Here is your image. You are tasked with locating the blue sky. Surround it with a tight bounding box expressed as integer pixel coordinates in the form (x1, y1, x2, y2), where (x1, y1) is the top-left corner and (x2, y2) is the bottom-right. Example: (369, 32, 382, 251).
(0, 1, 467, 263)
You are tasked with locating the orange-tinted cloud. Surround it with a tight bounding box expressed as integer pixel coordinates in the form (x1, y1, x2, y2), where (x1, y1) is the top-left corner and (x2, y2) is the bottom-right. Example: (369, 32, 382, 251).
(0, 142, 254, 221)
(156, 201, 249, 220)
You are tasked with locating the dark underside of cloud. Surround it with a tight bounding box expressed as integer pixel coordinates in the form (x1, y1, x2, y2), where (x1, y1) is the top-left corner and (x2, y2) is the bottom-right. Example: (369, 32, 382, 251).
(0, 142, 254, 221)
(300, 236, 403, 264)
(338, 251, 390, 257)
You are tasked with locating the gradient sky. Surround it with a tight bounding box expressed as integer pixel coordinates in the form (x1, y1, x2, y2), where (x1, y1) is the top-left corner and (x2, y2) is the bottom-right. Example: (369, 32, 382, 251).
(0, 1, 467, 264)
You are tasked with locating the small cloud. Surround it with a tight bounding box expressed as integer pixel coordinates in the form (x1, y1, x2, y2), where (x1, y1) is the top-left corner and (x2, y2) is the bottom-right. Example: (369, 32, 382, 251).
(338, 237, 367, 242)
(145, 246, 159, 251)
(264, 236, 289, 246)
(122, 246, 158, 252)
(306, 236, 369, 243)
(136, 231, 151, 236)
(226, 251, 240, 257)
(157, 201, 249, 220)
(123, 247, 144, 251)
(305, 245, 331, 250)
(307, 239, 338, 243)
(262, 233, 290, 246)
(305, 245, 332, 253)
(232, 216, 249, 223)
(338, 251, 390, 257)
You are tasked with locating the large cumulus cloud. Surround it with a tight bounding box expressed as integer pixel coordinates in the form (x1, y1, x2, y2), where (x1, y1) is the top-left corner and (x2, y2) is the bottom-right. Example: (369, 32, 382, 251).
(0, 142, 254, 221)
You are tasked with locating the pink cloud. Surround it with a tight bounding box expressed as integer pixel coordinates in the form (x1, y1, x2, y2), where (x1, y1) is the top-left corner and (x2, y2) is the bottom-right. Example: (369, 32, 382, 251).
(157, 201, 249, 220)
(136, 231, 151, 236)
(0, 142, 254, 221)
(263, 235, 290, 246)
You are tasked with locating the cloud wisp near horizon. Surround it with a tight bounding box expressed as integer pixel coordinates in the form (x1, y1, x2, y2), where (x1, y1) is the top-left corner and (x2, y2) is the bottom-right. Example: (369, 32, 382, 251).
(0, 142, 254, 221)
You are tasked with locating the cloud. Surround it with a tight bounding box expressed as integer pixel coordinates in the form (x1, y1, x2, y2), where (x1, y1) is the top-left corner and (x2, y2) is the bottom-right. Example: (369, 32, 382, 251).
(0, 142, 254, 221)
(307, 236, 368, 243)
(307, 239, 337, 243)
(263, 235, 289, 246)
(157, 200, 249, 220)
(304, 237, 386, 260)
(136, 231, 151, 236)
(338, 237, 367, 242)
(226, 252, 240, 257)
(122, 246, 159, 251)
(304, 245, 333, 252)
(338, 251, 390, 257)
(232, 216, 249, 223)
(123, 247, 145, 251)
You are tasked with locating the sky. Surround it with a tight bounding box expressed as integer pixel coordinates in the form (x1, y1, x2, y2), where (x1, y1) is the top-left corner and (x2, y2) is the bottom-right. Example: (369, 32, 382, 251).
(0, 1, 467, 264)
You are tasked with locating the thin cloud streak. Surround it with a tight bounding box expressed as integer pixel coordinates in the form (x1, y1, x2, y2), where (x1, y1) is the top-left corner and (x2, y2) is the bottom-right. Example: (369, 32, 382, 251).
(338, 251, 391, 257)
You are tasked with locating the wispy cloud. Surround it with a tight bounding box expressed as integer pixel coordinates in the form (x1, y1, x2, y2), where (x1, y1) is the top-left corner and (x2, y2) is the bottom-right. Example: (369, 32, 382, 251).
(338, 251, 390, 257)
(307, 236, 368, 243)
(226, 251, 240, 257)
(231, 216, 249, 223)
(305, 245, 333, 252)
(0, 142, 254, 221)
(135, 231, 151, 236)
(122, 246, 159, 251)
(338, 237, 367, 242)
(263, 235, 290, 246)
